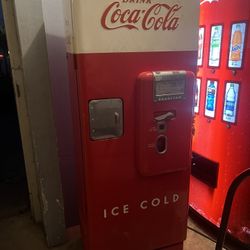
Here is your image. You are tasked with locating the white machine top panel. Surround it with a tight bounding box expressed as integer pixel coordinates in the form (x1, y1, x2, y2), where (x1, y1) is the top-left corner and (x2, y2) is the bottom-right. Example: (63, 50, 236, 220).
(64, 0, 199, 54)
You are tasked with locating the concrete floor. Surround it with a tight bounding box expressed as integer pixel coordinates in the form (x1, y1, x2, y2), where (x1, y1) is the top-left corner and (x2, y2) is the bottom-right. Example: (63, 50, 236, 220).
(0, 212, 227, 250)
(0, 213, 82, 250)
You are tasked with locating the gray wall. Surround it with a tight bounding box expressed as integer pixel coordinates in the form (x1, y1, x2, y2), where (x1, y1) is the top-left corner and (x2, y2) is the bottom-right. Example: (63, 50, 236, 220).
(2, 0, 67, 245)
(41, 0, 78, 227)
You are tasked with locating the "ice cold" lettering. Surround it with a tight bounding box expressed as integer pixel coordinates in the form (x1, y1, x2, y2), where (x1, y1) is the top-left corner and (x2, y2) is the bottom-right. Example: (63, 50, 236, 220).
(103, 194, 180, 219)
(101, 1, 182, 31)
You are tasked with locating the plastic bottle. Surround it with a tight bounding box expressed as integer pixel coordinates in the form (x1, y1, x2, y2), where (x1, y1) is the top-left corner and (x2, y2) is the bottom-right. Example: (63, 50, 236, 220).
(210, 27, 220, 62)
(206, 81, 216, 111)
(230, 24, 242, 63)
(224, 83, 236, 117)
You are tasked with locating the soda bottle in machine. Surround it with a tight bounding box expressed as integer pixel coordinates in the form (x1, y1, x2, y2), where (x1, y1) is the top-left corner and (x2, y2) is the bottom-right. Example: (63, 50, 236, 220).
(224, 83, 236, 117)
(210, 27, 220, 62)
(206, 81, 216, 111)
(230, 24, 242, 64)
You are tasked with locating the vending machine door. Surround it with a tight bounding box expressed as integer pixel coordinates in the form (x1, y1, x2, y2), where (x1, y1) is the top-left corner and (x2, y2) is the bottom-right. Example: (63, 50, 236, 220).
(136, 71, 195, 176)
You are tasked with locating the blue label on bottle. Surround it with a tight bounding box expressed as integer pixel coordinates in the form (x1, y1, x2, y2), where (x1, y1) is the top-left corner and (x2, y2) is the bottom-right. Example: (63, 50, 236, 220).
(206, 85, 215, 111)
(206, 93, 214, 111)
(225, 100, 235, 112)
(232, 44, 241, 52)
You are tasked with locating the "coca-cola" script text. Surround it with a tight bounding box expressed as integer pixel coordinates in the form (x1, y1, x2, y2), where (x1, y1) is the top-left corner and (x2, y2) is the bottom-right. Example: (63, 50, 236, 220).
(101, 1, 182, 31)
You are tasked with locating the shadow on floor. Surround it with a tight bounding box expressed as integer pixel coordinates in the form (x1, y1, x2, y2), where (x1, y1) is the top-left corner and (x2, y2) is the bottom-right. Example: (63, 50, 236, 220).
(188, 208, 249, 250)
(0, 211, 230, 250)
(0, 212, 82, 250)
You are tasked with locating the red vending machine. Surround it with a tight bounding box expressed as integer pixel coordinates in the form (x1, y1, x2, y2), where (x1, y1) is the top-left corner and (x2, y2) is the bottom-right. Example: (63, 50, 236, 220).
(64, 0, 199, 249)
(191, 0, 250, 245)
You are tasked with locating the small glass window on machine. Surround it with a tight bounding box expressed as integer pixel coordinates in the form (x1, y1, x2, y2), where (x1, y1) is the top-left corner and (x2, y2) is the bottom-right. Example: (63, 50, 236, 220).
(153, 72, 186, 102)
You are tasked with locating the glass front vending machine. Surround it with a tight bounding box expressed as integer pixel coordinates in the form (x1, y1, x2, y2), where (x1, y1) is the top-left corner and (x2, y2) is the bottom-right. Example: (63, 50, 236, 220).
(191, 0, 250, 245)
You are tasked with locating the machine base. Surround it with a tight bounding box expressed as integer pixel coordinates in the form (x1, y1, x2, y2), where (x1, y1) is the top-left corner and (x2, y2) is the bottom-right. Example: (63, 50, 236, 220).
(189, 206, 250, 249)
(159, 242, 183, 250)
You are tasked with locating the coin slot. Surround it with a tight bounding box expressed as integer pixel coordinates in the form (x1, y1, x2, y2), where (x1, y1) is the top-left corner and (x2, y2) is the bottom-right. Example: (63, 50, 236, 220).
(159, 124, 165, 130)
(157, 122, 166, 133)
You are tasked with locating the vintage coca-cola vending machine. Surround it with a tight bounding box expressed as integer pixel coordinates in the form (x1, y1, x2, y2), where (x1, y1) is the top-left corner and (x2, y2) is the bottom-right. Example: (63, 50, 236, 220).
(191, 0, 250, 245)
(64, 0, 199, 249)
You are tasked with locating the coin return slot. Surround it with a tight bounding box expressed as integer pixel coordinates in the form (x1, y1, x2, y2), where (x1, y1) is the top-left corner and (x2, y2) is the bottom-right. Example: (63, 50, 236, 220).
(156, 135, 167, 154)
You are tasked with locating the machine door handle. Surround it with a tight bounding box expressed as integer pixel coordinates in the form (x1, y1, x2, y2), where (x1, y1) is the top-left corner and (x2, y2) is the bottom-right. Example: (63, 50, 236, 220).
(114, 112, 120, 124)
(154, 111, 176, 122)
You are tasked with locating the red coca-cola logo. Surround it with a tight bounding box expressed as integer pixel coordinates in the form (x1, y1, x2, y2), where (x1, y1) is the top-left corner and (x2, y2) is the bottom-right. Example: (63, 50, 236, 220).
(101, 1, 182, 31)
(200, 0, 219, 5)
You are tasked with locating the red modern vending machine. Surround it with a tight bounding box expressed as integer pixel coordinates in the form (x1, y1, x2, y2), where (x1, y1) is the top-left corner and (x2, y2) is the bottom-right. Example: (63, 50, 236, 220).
(64, 1, 199, 249)
(191, 0, 250, 245)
